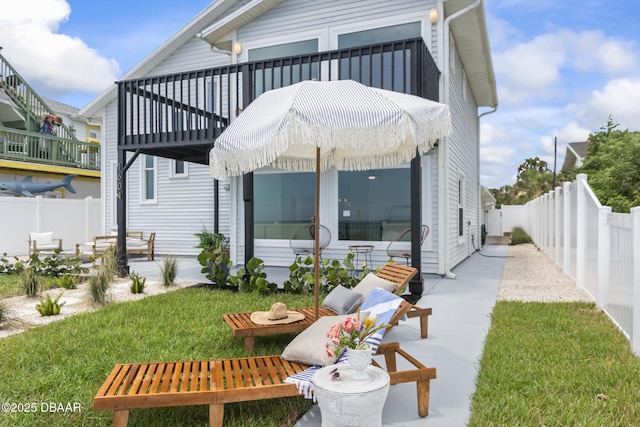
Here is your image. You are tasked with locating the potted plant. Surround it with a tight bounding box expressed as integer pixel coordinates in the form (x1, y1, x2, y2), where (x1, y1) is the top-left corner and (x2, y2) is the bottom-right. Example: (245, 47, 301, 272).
(194, 228, 231, 288)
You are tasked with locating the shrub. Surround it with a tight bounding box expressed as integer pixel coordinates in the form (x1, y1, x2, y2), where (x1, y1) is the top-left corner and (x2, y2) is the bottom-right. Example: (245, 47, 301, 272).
(129, 272, 146, 294)
(228, 257, 277, 294)
(510, 227, 532, 245)
(88, 270, 110, 305)
(20, 268, 40, 297)
(160, 256, 179, 287)
(55, 273, 79, 289)
(0, 301, 15, 329)
(35, 293, 65, 316)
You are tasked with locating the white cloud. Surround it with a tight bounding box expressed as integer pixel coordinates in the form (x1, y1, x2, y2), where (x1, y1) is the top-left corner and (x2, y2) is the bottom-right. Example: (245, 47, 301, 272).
(494, 29, 639, 107)
(0, 0, 120, 102)
(580, 78, 640, 131)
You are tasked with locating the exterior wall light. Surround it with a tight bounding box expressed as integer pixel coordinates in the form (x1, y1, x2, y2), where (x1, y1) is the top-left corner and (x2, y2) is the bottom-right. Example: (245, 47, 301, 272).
(429, 8, 439, 24)
(234, 42, 242, 55)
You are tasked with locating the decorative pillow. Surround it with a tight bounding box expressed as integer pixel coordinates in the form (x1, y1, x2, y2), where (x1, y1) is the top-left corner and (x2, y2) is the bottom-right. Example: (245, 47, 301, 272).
(30, 232, 53, 245)
(322, 285, 363, 315)
(282, 315, 350, 366)
(352, 272, 397, 299)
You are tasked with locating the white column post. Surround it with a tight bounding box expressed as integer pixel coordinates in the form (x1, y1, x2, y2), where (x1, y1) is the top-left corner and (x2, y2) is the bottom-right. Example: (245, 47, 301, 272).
(554, 186, 562, 265)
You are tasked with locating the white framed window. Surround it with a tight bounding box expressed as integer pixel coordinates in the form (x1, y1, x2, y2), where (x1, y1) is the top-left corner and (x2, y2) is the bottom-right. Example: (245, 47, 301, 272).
(141, 154, 157, 203)
(170, 159, 188, 178)
(458, 170, 466, 240)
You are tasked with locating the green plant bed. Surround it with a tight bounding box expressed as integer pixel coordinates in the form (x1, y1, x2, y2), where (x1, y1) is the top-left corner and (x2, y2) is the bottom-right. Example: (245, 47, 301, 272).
(469, 301, 640, 426)
(0, 288, 315, 427)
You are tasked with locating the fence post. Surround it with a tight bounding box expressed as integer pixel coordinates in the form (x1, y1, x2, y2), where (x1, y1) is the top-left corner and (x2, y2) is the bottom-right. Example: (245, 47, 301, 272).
(554, 186, 562, 265)
(576, 174, 587, 291)
(563, 180, 571, 275)
(631, 207, 640, 356)
(547, 190, 554, 257)
(84, 196, 93, 243)
(596, 206, 611, 308)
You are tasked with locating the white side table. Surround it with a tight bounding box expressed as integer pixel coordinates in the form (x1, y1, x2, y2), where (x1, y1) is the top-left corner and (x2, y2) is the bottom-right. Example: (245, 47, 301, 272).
(312, 365, 390, 427)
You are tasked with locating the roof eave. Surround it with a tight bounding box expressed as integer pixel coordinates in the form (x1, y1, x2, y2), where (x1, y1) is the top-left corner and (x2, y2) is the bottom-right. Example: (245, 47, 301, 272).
(445, 0, 498, 108)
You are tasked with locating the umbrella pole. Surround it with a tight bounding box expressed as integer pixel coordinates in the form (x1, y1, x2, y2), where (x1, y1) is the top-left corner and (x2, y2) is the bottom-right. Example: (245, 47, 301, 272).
(314, 147, 321, 320)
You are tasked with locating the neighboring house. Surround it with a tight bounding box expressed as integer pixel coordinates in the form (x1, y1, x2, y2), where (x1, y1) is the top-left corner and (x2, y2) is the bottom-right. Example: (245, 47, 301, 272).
(0, 52, 101, 199)
(561, 141, 589, 173)
(79, 0, 498, 285)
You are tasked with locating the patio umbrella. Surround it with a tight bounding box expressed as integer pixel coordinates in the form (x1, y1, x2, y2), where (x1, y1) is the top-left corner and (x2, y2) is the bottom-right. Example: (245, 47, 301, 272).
(209, 79, 451, 319)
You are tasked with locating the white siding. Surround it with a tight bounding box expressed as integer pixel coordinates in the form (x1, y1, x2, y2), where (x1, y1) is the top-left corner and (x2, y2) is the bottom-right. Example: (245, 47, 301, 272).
(447, 43, 480, 268)
(98, 0, 485, 276)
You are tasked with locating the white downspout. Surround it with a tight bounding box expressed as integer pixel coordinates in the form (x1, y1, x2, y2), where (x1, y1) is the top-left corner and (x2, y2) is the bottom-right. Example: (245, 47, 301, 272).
(476, 106, 498, 252)
(439, 0, 483, 279)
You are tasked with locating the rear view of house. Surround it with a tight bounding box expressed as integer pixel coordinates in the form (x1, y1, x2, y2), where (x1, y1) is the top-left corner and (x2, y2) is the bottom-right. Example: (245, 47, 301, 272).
(79, 0, 497, 289)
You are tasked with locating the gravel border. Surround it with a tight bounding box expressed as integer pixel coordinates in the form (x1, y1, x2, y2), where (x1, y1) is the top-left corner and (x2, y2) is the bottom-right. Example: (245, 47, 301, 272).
(498, 243, 592, 303)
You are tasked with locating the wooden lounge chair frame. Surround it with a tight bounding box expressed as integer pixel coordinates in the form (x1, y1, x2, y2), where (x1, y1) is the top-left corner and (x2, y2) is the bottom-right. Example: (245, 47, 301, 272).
(93, 341, 436, 427)
(223, 263, 432, 353)
(125, 231, 156, 261)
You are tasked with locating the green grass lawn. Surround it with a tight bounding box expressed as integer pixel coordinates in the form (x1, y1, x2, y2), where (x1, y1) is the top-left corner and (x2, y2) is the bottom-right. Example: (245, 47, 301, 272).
(3, 283, 640, 426)
(469, 301, 640, 427)
(0, 287, 315, 427)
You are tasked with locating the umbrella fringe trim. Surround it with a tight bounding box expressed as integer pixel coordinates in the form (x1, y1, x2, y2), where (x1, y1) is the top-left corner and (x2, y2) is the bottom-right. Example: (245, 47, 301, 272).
(209, 111, 451, 178)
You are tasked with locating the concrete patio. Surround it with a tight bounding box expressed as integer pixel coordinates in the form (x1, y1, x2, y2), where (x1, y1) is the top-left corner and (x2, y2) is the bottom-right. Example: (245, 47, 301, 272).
(127, 243, 508, 427)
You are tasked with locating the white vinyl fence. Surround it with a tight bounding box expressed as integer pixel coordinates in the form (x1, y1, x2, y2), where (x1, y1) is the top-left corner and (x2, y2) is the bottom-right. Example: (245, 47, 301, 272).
(0, 196, 102, 256)
(524, 174, 640, 356)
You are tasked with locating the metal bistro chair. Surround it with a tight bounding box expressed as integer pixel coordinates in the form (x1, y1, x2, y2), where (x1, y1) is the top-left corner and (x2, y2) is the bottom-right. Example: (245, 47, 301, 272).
(289, 223, 331, 261)
(386, 224, 430, 265)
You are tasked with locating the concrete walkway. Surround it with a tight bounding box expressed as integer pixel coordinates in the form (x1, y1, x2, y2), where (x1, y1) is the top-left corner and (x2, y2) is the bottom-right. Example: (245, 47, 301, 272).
(128, 244, 508, 426)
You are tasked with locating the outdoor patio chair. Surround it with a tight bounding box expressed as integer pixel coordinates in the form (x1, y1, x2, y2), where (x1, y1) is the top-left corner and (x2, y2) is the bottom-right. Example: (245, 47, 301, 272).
(28, 231, 62, 255)
(125, 231, 156, 261)
(223, 263, 432, 353)
(386, 224, 430, 265)
(93, 289, 437, 427)
(289, 223, 331, 261)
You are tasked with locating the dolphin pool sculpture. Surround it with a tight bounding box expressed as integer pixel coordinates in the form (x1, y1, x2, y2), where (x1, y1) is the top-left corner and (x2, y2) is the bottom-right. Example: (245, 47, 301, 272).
(0, 174, 77, 197)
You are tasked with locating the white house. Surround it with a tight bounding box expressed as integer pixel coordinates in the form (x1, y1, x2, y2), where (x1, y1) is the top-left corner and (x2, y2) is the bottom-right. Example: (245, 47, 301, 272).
(79, 0, 497, 290)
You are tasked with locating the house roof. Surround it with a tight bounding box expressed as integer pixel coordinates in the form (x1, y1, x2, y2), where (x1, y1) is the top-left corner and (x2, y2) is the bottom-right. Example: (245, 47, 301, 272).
(561, 141, 589, 172)
(80, 0, 498, 117)
(444, 0, 498, 108)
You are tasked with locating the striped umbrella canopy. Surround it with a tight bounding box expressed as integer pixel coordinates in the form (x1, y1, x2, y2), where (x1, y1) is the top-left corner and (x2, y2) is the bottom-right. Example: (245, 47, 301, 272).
(210, 79, 451, 318)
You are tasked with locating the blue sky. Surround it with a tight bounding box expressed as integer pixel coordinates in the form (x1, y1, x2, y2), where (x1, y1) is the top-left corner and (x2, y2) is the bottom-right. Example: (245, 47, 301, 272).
(2, 0, 638, 189)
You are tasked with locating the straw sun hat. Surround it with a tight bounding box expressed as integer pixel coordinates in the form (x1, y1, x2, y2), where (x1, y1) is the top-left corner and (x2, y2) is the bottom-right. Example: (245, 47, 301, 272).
(250, 302, 305, 325)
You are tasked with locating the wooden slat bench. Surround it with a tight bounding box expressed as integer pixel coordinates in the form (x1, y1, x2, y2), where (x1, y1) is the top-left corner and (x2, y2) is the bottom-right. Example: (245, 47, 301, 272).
(93, 342, 436, 427)
(224, 263, 433, 353)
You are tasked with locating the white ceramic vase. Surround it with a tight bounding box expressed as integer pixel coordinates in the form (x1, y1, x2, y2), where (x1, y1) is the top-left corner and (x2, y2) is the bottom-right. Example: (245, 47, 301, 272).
(347, 346, 372, 380)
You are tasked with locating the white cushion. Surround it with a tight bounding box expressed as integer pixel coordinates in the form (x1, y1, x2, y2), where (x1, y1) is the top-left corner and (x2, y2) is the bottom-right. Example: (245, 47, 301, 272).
(127, 238, 146, 248)
(282, 315, 349, 366)
(30, 232, 53, 246)
(352, 272, 398, 299)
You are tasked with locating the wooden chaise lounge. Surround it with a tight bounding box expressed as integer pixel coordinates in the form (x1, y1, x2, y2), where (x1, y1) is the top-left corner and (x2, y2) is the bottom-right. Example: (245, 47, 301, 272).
(224, 263, 433, 352)
(93, 341, 437, 427)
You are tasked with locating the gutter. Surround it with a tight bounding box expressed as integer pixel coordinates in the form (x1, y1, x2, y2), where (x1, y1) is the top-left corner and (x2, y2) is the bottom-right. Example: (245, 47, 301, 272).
(439, 0, 484, 279)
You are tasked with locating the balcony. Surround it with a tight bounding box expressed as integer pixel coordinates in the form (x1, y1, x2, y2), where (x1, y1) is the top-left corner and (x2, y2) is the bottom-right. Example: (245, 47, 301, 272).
(117, 37, 439, 164)
(0, 127, 100, 171)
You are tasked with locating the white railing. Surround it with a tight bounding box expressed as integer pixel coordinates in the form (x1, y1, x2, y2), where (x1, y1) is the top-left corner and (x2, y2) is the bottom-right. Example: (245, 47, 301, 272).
(0, 196, 102, 256)
(523, 174, 640, 356)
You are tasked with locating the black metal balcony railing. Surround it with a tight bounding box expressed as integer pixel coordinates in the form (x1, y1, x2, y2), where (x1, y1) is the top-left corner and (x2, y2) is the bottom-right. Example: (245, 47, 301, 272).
(117, 38, 439, 164)
(0, 127, 100, 170)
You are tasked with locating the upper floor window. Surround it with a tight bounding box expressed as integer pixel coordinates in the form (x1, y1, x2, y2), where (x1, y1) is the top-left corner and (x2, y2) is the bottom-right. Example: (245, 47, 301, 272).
(249, 39, 319, 96)
(338, 22, 421, 92)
